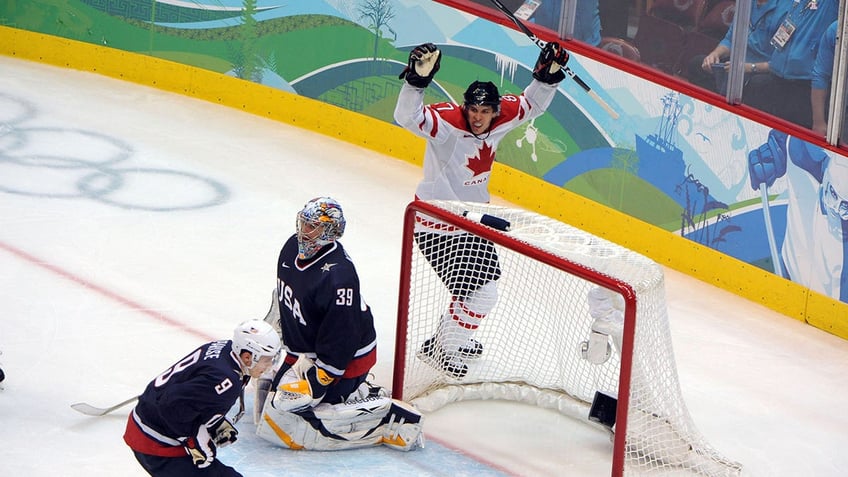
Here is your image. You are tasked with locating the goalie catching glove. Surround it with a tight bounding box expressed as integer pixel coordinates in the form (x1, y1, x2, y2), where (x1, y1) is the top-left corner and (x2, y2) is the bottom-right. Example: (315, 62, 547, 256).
(272, 355, 336, 411)
(533, 41, 569, 85)
(399, 43, 441, 88)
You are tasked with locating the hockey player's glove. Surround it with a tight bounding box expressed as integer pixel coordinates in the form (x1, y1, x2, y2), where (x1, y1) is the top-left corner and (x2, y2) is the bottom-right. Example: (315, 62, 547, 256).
(748, 129, 788, 190)
(183, 422, 216, 468)
(211, 417, 238, 448)
(533, 41, 569, 85)
(399, 43, 441, 88)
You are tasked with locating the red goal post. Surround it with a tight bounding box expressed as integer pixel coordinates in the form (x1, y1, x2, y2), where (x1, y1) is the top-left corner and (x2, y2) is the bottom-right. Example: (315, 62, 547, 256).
(392, 200, 741, 476)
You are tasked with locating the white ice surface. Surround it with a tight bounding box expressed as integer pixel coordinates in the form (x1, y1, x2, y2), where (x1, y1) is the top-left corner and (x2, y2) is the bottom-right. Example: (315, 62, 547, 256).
(1, 57, 847, 476)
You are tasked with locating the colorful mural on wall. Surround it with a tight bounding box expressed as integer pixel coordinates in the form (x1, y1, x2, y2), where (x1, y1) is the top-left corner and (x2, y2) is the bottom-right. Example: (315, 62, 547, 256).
(1, 0, 845, 304)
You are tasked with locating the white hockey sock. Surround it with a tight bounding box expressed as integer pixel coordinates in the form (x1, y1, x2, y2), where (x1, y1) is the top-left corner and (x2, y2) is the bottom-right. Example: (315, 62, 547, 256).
(438, 282, 497, 354)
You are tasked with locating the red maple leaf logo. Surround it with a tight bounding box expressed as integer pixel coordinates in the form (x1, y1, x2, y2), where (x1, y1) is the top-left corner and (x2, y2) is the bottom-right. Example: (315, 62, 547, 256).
(466, 142, 495, 177)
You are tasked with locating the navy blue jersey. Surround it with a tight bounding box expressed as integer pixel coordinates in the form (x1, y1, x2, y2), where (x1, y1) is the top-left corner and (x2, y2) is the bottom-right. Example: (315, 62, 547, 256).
(126, 340, 246, 453)
(276, 235, 377, 379)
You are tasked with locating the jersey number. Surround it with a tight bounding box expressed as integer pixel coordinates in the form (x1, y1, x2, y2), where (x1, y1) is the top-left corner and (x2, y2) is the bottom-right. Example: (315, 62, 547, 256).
(153, 349, 233, 395)
(336, 288, 354, 306)
(154, 349, 201, 387)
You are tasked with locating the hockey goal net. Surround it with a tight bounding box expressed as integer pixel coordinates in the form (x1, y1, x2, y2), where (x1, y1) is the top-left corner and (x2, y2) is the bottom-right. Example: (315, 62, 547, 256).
(392, 200, 741, 476)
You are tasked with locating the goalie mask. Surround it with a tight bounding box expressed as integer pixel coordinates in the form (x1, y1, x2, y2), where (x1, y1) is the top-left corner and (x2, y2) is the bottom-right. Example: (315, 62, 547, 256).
(232, 319, 281, 371)
(821, 159, 848, 240)
(463, 81, 500, 114)
(296, 197, 346, 259)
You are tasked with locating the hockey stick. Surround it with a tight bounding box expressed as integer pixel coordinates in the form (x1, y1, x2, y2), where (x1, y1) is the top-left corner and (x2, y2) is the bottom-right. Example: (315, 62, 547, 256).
(71, 392, 247, 423)
(487, 0, 619, 119)
(71, 395, 139, 416)
(759, 184, 783, 277)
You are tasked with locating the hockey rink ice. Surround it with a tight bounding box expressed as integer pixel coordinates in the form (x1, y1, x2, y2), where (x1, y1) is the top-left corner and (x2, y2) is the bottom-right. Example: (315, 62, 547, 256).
(1, 56, 848, 476)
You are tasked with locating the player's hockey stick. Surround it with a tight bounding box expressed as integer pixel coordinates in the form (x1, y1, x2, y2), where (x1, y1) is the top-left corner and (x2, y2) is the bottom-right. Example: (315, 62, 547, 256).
(71, 395, 139, 416)
(71, 392, 247, 423)
(487, 0, 619, 119)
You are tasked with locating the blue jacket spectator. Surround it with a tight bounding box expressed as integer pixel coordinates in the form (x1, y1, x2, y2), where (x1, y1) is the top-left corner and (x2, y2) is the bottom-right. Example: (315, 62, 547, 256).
(742, 0, 838, 128)
(811, 21, 838, 135)
(530, 0, 601, 47)
(686, 0, 785, 93)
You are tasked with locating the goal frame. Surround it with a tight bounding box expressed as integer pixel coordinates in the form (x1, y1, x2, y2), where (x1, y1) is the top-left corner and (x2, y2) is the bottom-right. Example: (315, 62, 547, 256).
(392, 199, 637, 476)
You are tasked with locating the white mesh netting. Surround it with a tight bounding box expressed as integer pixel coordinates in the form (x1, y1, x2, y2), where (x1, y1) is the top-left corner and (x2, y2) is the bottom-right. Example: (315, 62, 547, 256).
(394, 200, 741, 476)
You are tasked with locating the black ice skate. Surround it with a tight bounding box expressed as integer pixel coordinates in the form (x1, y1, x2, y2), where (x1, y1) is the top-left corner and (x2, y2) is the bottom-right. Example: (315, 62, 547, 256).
(418, 337, 469, 379)
(457, 338, 483, 359)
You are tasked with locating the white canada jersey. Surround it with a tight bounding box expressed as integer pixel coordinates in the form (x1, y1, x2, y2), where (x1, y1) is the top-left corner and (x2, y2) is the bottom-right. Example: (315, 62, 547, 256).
(394, 80, 558, 204)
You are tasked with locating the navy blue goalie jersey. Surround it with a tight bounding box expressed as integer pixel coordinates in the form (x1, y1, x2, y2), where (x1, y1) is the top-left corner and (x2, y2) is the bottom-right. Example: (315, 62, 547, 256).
(276, 235, 377, 379)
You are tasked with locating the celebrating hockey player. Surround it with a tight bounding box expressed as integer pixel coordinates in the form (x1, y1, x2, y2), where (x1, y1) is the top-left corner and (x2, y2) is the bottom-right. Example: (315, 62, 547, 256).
(123, 319, 281, 477)
(255, 197, 424, 451)
(393, 41, 569, 378)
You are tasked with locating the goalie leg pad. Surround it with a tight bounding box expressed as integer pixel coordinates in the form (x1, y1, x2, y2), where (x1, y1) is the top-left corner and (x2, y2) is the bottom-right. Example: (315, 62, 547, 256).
(581, 331, 613, 365)
(381, 399, 425, 451)
(256, 396, 424, 451)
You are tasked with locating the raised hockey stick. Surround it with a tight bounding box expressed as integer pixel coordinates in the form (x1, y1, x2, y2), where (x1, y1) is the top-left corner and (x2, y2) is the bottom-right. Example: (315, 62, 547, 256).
(71, 395, 139, 416)
(487, 0, 619, 119)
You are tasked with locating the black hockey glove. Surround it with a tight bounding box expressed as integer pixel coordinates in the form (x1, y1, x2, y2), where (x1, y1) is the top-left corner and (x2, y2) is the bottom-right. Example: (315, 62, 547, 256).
(211, 417, 238, 448)
(399, 43, 441, 88)
(533, 41, 569, 84)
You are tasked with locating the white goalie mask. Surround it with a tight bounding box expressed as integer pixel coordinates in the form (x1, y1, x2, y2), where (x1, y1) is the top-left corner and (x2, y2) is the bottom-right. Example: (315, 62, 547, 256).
(232, 320, 281, 370)
(821, 159, 848, 241)
(296, 197, 346, 259)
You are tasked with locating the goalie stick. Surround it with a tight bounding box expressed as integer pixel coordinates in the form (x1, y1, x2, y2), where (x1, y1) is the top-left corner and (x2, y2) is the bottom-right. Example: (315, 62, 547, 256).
(487, 0, 619, 119)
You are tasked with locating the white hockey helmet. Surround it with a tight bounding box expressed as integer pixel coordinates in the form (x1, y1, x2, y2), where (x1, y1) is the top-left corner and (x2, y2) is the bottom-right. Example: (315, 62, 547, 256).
(232, 320, 281, 369)
(821, 158, 848, 240)
(296, 196, 346, 259)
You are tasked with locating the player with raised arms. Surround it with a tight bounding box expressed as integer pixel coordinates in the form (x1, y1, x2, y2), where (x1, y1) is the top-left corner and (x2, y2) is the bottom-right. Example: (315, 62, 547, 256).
(393, 41, 569, 378)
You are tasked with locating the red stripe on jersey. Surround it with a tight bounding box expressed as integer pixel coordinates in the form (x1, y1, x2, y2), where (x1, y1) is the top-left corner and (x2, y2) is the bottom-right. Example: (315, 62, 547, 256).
(490, 94, 528, 129)
(123, 414, 186, 458)
(284, 351, 375, 380)
(433, 102, 467, 131)
(421, 106, 439, 138)
(343, 348, 377, 378)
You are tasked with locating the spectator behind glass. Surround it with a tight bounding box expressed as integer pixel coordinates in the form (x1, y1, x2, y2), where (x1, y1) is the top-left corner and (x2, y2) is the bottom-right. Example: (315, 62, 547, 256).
(741, 0, 838, 129)
(811, 21, 837, 136)
(530, 0, 602, 47)
(685, 0, 786, 94)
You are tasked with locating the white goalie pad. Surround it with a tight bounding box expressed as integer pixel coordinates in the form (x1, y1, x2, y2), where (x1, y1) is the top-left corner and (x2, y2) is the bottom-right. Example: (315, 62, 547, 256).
(580, 287, 625, 364)
(256, 395, 424, 452)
